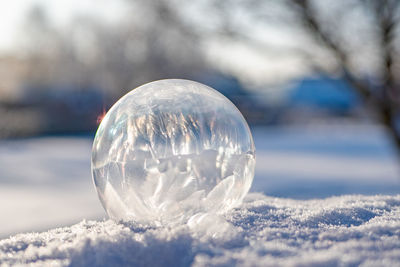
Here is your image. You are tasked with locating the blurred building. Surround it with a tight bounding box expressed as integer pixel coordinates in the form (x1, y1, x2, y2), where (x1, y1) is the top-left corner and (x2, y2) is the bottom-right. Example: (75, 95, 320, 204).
(289, 76, 359, 112)
(20, 84, 105, 134)
(0, 56, 28, 101)
(0, 56, 45, 138)
(0, 56, 106, 137)
(194, 72, 274, 125)
(281, 75, 363, 123)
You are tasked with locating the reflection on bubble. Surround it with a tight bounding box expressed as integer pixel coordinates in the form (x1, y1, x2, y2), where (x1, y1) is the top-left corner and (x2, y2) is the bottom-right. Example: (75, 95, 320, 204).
(92, 79, 255, 223)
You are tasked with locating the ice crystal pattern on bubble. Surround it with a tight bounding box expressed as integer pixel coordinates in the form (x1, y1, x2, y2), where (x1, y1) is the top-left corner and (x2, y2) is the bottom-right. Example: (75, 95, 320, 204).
(91, 79, 255, 223)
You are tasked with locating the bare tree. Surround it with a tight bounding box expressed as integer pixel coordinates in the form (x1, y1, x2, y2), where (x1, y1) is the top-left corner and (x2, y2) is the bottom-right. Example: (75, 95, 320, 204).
(21, 0, 206, 100)
(206, 0, 400, 154)
(290, 0, 400, 150)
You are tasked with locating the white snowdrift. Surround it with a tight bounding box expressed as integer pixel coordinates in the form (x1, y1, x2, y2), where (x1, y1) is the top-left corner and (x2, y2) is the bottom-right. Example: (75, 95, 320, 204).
(1, 193, 399, 266)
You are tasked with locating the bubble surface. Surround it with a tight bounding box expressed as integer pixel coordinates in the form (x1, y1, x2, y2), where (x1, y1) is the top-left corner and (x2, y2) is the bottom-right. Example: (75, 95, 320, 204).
(91, 79, 255, 223)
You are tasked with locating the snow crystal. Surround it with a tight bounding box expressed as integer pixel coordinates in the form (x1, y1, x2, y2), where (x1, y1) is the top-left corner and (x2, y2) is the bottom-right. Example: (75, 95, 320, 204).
(1, 193, 399, 266)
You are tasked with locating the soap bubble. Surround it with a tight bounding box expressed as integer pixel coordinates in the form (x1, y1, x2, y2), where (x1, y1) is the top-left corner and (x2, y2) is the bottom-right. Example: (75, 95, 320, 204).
(91, 79, 255, 223)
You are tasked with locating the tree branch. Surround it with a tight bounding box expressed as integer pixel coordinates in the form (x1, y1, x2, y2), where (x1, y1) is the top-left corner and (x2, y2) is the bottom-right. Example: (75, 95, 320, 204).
(291, 0, 373, 101)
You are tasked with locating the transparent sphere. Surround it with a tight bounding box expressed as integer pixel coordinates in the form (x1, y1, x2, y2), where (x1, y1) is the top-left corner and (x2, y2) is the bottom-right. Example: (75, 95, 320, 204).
(91, 79, 255, 223)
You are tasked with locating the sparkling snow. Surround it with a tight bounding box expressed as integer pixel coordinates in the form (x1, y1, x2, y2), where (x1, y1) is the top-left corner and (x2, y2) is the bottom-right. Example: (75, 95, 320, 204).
(0, 194, 399, 266)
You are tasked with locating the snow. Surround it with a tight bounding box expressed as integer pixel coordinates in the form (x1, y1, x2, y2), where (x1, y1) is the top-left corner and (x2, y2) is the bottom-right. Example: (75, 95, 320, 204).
(0, 124, 400, 265)
(0, 137, 104, 238)
(0, 193, 399, 266)
(252, 125, 400, 198)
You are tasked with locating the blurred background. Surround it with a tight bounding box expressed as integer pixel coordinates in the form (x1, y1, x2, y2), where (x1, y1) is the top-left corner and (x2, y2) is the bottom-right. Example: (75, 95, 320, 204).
(1, 0, 400, 237)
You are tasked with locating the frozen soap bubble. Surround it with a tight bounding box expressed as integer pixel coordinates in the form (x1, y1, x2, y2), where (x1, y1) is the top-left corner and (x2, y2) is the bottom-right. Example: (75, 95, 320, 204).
(91, 79, 255, 224)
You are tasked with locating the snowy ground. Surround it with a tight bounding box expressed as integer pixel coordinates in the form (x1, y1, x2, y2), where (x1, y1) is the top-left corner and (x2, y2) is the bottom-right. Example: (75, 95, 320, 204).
(0, 137, 104, 238)
(252, 124, 400, 198)
(1, 194, 399, 266)
(0, 124, 400, 265)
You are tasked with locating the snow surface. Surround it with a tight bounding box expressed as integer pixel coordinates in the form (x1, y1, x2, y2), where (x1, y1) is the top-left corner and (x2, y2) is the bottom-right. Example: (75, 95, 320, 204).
(1, 124, 400, 265)
(1, 193, 399, 266)
(0, 137, 104, 238)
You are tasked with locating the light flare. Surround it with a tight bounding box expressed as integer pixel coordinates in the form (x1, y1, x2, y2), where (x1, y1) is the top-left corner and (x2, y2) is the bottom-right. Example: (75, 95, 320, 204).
(97, 109, 107, 125)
